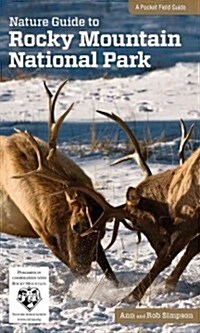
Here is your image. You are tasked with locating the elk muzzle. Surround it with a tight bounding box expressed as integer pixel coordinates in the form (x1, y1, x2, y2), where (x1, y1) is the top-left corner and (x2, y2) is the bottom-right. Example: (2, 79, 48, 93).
(67, 232, 98, 277)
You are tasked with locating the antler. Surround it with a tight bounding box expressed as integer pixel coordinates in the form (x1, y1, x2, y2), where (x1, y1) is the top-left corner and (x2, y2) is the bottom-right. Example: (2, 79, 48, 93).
(179, 119, 194, 165)
(12, 130, 69, 185)
(67, 186, 149, 237)
(104, 218, 137, 251)
(43, 80, 74, 162)
(104, 219, 120, 251)
(97, 110, 152, 177)
(12, 81, 74, 184)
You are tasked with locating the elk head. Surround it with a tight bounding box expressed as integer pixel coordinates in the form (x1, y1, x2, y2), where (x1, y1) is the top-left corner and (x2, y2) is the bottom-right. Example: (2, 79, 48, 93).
(64, 190, 106, 276)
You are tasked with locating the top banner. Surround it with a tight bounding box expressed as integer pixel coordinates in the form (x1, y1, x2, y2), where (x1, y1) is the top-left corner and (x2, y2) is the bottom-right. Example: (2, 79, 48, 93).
(129, 0, 200, 15)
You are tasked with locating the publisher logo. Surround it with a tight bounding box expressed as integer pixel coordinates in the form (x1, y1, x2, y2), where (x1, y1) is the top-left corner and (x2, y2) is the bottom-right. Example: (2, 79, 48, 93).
(129, 0, 200, 15)
(17, 286, 42, 312)
(9, 267, 49, 323)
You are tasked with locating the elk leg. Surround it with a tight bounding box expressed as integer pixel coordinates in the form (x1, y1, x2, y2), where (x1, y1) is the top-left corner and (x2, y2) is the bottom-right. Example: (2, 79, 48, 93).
(122, 228, 196, 303)
(97, 243, 119, 287)
(165, 234, 200, 291)
(122, 253, 173, 303)
(122, 234, 183, 303)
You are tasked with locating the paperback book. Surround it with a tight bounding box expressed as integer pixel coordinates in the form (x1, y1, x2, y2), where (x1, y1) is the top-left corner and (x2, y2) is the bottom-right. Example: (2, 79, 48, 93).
(0, 1, 199, 332)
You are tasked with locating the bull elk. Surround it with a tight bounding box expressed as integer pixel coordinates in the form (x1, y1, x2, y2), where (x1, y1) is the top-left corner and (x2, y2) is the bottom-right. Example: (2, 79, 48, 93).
(0, 81, 119, 285)
(71, 111, 199, 303)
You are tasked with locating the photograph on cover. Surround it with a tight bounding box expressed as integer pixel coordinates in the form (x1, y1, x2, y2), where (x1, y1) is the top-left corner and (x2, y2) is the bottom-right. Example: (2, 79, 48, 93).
(0, 0, 199, 332)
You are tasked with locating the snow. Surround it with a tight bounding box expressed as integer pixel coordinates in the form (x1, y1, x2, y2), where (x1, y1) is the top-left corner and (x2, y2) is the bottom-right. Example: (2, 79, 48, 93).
(1, 63, 199, 123)
(0, 63, 200, 332)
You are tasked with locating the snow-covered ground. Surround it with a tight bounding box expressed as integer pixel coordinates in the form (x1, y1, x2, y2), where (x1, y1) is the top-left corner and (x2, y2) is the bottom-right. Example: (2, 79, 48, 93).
(1, 63, 199, 123)
(1, 159, 199, 333)
(0, 63, 200, 333)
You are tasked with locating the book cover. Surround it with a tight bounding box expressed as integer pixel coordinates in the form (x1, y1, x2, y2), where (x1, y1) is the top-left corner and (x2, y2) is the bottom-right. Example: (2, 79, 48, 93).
(1, 1, 199, 332)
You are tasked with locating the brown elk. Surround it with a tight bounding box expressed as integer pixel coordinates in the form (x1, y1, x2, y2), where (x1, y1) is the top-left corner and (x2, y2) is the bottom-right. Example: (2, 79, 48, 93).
(70, 112, 199, 303)
(99, 113, 195, 251)
(0, 81, 119, 285)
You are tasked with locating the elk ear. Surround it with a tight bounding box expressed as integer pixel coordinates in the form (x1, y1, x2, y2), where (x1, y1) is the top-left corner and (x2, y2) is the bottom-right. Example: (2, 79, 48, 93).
(126, 187, 141, 206)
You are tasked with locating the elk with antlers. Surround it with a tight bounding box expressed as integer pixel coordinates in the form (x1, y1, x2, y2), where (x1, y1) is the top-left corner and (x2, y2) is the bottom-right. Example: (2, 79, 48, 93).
(0, 81, 119, 285)
(71, 111, 199, 303)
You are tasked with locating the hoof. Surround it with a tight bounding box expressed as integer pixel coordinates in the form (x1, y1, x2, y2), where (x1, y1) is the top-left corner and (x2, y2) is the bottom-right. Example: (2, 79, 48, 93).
(107, 277, 119, 288)
(165, 281, 176, 292)
(106, 274, 119, 288)
(121, 293, 141, 305)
